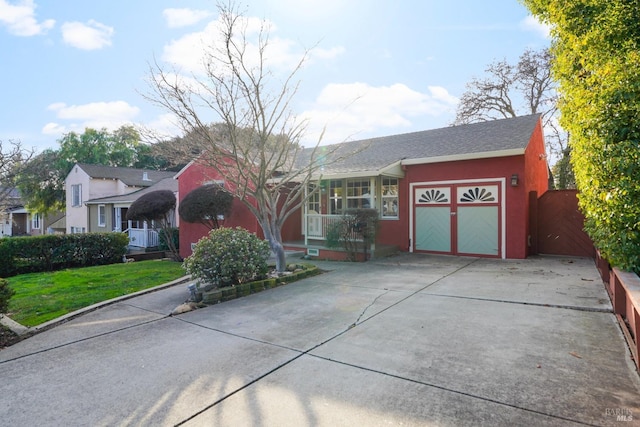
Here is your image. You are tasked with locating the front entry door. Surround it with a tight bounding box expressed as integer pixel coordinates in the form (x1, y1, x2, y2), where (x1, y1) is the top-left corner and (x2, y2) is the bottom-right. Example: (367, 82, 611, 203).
(414, 183, 501, 257)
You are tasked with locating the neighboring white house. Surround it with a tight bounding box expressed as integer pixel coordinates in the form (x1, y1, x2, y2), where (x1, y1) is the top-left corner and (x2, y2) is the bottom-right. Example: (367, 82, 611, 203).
(0, 187, 64, 237)
(64, 164, 176, 247)
(85, 177, 178, 248)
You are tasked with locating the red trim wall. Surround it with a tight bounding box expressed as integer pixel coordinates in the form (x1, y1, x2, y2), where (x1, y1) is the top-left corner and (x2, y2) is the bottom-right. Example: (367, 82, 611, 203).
(177, 162, 261, 259)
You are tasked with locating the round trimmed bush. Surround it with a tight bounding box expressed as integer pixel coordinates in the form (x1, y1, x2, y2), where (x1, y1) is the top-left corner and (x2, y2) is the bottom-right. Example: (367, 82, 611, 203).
(184, 227, 270, 288)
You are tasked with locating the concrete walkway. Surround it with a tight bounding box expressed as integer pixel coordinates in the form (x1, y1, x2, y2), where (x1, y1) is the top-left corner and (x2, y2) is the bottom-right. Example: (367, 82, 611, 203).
(0, 254, 638, 426)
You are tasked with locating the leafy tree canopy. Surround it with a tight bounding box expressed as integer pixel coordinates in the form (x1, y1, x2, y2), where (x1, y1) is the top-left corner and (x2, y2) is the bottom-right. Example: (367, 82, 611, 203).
(17, 126, 160, 214)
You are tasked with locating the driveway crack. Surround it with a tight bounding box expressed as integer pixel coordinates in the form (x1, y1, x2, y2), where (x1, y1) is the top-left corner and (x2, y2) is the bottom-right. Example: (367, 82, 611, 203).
(350, 290, 391, 328)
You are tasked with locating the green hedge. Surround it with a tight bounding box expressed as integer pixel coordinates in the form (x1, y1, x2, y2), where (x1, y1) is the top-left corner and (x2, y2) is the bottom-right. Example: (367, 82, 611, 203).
(0, 233, 129, 277)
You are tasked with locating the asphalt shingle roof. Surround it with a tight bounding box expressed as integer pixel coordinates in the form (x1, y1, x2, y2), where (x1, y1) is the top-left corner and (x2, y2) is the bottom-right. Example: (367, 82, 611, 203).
(297, 114, 541, 176)
(76, 164, 176, 187)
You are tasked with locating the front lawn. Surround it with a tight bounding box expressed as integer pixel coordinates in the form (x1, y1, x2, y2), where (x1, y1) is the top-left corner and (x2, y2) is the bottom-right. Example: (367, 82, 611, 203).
(5, 260, 187, 327)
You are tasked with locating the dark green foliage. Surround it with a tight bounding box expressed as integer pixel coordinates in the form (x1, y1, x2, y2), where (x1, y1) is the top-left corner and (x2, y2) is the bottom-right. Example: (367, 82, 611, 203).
(178, 183, 233, 230)
(0, 233, 128, 277)
(523, 0, 640, 272)
(16, 126, 163, 214)
(158, 227, 179, 251)
(0, 278, 15, 314)
(126, 190, 176, 222)
(184, 227, 270, 288)
(325, 208, 380, 261)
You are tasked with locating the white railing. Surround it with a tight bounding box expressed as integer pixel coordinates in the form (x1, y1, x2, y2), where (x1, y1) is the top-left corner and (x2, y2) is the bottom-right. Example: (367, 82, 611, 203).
(306, 214, 364, 241)
(306, 214, 342, 240)
(127, 228, 159, 248)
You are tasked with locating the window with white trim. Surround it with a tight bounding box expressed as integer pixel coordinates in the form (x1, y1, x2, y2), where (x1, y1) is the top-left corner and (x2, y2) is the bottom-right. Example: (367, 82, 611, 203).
(71, 184, 82, 207)
(98, 205, 106, 227)
(31, 213, 40, 230)
(307, 184, 320, 214)
(346, 179, 371, 210)
(329, 180, 343, 214)
(381, 177, 399, 218)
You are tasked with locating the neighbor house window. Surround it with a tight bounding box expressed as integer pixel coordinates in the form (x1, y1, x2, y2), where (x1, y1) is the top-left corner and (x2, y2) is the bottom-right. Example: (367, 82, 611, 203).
(98, 205, 106, 227)
(31, 213, 40, 230)
(381, 177, 399, 218)
(329, 180, 343, 214)
(346, 179, 372, 209)
(71, 184, 82, 207)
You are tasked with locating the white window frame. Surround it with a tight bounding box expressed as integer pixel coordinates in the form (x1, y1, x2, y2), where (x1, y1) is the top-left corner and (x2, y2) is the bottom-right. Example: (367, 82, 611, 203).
(329, 179, 343, 214)
(98, 205, 106, 227)
(346, 178, 372, 210)
(381, 176, 399, 219)
(71, 184, 82, 207)
(31, 213, 41, 230)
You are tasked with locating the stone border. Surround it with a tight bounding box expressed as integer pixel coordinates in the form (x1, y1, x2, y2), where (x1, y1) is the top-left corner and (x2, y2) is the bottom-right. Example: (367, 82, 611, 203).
(199, 264, 321, 305)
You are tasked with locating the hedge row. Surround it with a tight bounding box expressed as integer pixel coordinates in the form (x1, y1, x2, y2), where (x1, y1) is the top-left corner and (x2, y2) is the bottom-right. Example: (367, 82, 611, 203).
(0, 233, 129, 277)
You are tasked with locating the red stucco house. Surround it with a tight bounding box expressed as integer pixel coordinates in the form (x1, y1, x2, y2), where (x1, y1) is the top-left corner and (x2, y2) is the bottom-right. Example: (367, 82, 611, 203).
(176, 114, 549, 260)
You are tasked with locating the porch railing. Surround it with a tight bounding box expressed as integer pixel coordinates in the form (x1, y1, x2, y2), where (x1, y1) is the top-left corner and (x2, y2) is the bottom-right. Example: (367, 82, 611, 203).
(126, 228, 159, 248)
(306, 214, 363, 242)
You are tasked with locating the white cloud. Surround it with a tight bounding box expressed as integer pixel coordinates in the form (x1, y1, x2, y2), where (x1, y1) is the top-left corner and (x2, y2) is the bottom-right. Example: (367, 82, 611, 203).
(163, 8, 212, 28)
(44, 101, 140, 135)
(41, 122, 65, 135)
(0, 0, 54, 36)
(520, 15, 550, 39)
(161, 14, 334, 76)
(61, 19, 114, 50)
(300, 82, 459, 145)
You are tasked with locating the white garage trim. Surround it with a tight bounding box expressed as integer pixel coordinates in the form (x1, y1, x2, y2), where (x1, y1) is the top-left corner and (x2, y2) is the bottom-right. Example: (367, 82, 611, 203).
(409, 178, 506, 259)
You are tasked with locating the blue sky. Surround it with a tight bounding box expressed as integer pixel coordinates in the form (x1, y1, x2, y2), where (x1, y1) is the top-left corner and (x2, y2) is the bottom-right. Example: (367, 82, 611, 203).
(0, 0, 550, 152)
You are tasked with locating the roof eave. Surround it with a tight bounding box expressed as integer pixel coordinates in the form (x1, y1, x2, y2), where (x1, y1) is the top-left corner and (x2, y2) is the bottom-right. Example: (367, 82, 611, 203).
(310, 160, 405, 181)
(401, 148, 525, 166)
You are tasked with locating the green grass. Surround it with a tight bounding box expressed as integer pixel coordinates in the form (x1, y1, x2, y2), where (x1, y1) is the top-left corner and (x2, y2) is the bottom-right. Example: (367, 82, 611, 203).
(5, 260, 187, 327)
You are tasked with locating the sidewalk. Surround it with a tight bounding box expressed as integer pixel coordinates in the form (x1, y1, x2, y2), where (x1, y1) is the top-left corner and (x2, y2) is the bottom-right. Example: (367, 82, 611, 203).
(0, 254, 638, 426)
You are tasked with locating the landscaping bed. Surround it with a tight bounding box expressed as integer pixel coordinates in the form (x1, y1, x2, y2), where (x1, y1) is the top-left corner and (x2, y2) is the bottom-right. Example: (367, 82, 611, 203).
(198, 263, 320, 305)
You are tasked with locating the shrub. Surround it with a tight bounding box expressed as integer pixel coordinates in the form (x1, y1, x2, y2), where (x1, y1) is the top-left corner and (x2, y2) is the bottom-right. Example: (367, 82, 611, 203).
(0, 233, 128, 277)
(325, 208, 379, 261)
(0, 278, 15, 314)
(184, 227, 270, 288)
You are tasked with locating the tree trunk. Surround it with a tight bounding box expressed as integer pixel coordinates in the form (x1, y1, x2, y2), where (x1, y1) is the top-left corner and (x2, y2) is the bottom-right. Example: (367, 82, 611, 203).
(271, 239, 286, 274)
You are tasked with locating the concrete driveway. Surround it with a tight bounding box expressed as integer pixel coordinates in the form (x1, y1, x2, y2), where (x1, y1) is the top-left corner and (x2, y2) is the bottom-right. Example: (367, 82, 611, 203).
(1, 254, 638, 426)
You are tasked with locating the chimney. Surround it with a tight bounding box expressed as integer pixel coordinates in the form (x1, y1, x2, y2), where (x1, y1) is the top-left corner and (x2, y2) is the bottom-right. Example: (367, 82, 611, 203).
(143, 172, 150, 181)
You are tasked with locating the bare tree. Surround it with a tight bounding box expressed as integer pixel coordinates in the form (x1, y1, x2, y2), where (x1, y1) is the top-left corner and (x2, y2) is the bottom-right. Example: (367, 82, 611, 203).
(145, 2, 353, 272)
(454, 48, 571, 186)
(0, 139, 34, 214)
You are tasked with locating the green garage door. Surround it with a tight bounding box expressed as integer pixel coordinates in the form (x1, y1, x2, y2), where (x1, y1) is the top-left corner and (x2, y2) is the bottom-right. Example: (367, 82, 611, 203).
(414, 184, 501, 257)
(415, 206, 451, 252)
(457, 206, 499, 256)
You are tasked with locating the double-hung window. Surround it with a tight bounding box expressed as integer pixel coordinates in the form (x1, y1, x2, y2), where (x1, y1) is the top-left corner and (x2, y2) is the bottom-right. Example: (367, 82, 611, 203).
(381, 177, 399, 218)
(71, 184, 82, 207)
(31, 213, 40, 230)
(346, 179, 372, 210)
(98, 205, 106, 227)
